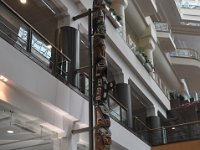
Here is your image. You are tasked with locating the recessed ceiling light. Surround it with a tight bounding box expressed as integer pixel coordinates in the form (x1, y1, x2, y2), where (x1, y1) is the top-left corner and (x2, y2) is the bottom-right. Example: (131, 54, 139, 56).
(20, 0, 27, 4)
(7, 130, 14, 134)
(172, 127, 176, 130)
(0, 75, 8, 82)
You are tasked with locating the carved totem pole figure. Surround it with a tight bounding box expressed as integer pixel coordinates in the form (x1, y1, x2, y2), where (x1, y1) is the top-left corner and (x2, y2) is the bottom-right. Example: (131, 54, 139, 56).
(93, 0, 113, 149)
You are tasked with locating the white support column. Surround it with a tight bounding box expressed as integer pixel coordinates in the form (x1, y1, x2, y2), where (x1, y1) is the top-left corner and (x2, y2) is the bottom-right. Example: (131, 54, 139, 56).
(53, 138, 61, 150)
(112, 0, 128, 41)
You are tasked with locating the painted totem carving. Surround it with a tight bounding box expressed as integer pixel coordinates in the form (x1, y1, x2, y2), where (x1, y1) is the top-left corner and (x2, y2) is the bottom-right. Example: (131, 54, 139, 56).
(93, 0, 113, 149)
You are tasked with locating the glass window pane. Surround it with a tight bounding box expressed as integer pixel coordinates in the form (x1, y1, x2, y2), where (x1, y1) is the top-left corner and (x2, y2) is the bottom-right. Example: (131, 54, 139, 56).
(109, 97, 120, 121)
(31, 32, 51, 65)
(0, 4, 28, 49)
(121, 108, 127, 125)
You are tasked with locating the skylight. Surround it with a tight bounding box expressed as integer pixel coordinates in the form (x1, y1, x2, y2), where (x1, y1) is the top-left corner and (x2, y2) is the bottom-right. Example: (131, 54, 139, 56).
(175, 0, 200, 22)
(178, 0, 200, 10)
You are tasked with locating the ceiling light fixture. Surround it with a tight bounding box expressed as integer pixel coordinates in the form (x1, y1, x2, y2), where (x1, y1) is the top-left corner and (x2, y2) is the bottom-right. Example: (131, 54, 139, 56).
(172, 127, 176, 130)
(7, 130, 14, 134)
(20, 0, 27, 4)
(0, 75, 8, 82)
(47, 44, 52, 49)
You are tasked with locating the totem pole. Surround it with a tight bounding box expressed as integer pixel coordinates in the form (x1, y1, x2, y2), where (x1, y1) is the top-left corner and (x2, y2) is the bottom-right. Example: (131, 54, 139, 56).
(93, 0, 113, 149)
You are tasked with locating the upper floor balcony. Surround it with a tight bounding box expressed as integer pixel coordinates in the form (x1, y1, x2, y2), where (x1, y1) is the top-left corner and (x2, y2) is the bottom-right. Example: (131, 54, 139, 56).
(170, 48, 200, 60)
(154, 22, 176, 51)
(169, 48, 200, 99)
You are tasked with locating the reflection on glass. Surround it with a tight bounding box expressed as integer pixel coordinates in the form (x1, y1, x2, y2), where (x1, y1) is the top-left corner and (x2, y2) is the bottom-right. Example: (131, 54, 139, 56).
(109, 97, 121, 121)
(169, 49, 199, 60)
(0, 4, 28, 49)
(16, 26, 28, 49)
(154, 22, 169, 32)
(31, 32, 51, 65)
(85, 76, 89, 96)
(57, 59, 68, 80)
(79, 73, 89, 96)
(176, 0, 200, 10)
(121, 108, 127, 125)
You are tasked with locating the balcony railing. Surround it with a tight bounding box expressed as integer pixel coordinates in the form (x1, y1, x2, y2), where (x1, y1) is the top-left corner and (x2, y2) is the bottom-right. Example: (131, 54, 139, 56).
(154, 22, 175, 41)
(126, 34, 170, 99)
(169, 49, 200, 60)
(108, 94, 128, 126)
(154, 22, 170, 32)
(131, 117, 200, 146)
(78, 72, 128, 126)
(170, 91, 200, 109)
(0, 2, 70, 83)
(148, 120, 200, 145)
(154, 72, 170, 99)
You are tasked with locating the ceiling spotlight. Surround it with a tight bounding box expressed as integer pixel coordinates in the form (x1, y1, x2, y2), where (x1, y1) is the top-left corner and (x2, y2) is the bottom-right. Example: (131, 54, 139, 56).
(7, 130, 14, 134)
(20, 0, 27, 4)
(172, 127, 176, 130)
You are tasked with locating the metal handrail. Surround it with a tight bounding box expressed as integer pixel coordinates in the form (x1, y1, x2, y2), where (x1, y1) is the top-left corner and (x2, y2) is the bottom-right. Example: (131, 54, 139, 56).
(134, 116, 151, 130)
(170, 49, 200, 60)
(1, 0, 70, 62)
(108, 93, 128, 111)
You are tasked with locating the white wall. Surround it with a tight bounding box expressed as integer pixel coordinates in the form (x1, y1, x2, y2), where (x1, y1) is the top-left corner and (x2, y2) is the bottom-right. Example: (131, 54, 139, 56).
(111, 119, 151, 150)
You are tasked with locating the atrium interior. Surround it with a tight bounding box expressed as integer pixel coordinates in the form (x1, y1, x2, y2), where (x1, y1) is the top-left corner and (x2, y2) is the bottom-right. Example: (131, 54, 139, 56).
(1, 0, 200, 150)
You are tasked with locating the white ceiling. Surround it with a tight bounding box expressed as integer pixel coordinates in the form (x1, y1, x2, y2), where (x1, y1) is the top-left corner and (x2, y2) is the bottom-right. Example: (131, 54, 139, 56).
(0, 103, 54, 150)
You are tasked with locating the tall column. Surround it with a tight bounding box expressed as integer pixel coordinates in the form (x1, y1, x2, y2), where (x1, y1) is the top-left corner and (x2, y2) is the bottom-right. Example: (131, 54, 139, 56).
(146, 116, 162, 146)
(112, 0, 128, 41)
(146, 106, 157, 117)
(114, 83, 133, 128)
(55, 26, 80, 87)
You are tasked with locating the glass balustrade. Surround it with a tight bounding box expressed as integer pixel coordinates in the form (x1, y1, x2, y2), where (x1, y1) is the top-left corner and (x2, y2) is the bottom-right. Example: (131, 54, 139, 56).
(79, 72, 89, 97)
(154, 22, 170, 32)
(0, 2, 70, 83)
(108, 95, 128, 126)
(149, 120, 200, 145)
(170, 91, 200, 109)
(169, 49, 200, 60)
(0, 4, 28, 50)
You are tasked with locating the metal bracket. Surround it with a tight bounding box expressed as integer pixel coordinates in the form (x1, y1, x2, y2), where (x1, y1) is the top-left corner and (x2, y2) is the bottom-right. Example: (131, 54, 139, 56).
(71, 127, 90, 134)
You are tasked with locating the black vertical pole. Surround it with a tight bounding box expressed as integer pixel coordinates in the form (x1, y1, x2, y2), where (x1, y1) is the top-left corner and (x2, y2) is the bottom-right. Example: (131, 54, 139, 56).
(88, 9, 94, 150)
(26, 28, 32, 53)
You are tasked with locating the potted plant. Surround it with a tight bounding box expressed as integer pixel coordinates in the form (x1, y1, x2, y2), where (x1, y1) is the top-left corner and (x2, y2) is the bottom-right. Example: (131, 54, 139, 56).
(135, 48, 146, 64)
(103, 0, 122, 28)
(144, 59, 154, 72)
